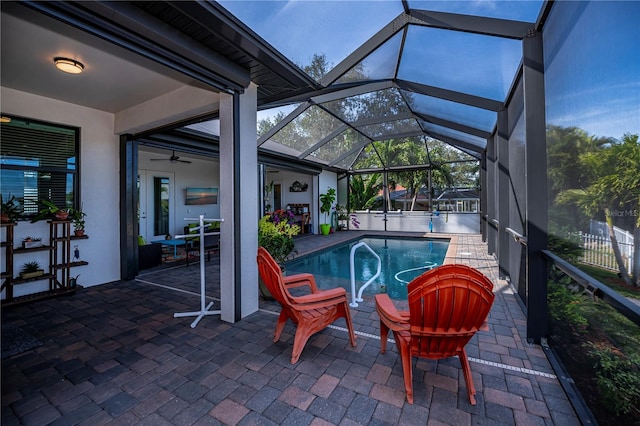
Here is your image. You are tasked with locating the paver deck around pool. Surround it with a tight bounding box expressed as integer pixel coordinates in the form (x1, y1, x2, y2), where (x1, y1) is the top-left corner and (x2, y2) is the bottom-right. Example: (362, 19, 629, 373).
(1, 231, 581, 425)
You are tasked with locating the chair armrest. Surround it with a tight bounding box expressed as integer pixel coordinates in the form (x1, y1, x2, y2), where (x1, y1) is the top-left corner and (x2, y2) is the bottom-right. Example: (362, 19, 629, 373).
(283, 273, 318, 292)
(290, 287, 347, 309)
(375, 294, 410, 332)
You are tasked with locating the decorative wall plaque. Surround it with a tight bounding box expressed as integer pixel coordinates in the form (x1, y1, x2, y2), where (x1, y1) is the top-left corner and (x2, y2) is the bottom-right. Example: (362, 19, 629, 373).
(289, 181, 308, 192)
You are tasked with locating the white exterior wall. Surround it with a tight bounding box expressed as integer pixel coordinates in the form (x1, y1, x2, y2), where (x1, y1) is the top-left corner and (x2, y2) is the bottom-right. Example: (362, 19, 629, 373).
(264, 170, 314, 209)
(1, 87, 120, 293)
(352, 211, 481, 234)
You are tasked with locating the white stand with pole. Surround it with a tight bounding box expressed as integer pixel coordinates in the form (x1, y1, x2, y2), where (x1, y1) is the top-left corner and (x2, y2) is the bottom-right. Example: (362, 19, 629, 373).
(173, 214, 223, 328)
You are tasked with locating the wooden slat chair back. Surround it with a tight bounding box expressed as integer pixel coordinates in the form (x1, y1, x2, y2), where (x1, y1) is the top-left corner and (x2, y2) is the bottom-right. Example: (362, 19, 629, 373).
(257, 247, 357, 364)
(375, 264, 495, 405)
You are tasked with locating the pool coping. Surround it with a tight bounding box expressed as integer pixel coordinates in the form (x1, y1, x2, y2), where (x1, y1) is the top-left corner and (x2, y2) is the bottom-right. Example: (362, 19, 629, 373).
(291, 230, 456, 262)
(443, 234, 459, 264)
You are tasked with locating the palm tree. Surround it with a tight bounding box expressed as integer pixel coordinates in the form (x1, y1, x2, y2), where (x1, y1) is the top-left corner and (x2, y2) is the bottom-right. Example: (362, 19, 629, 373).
(349, 173, 381, 210)
(547, 125, 611, 233)
(558, 133, 639, 285)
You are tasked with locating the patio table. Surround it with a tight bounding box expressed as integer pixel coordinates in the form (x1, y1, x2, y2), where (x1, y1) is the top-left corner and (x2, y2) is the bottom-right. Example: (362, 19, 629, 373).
(151, 239, 186, 257)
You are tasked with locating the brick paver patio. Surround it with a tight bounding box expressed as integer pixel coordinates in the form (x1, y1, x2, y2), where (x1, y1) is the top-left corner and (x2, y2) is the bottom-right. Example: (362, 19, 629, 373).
(2, 232, 581, 425)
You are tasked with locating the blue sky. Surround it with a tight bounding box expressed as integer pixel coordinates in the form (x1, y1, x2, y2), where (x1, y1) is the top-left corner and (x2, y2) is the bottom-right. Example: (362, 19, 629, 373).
(219, 1, 543, 69)
(219, 1, 403, 69)
(543, 1, 640, 140)
(220, 1, 639, 141)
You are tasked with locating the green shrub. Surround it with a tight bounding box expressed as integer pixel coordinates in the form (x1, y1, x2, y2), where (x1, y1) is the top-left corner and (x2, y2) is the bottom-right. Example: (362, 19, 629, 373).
(584, 342, 640, 416)
(258, 214, 299, 264)
(548, 233, 583, 263)
(547, 277, 588, 330)
(548, 271, 640, 422)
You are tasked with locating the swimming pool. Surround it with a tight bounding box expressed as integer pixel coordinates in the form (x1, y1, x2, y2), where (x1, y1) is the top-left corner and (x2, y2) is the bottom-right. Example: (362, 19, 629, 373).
(284, 236, 450, 300)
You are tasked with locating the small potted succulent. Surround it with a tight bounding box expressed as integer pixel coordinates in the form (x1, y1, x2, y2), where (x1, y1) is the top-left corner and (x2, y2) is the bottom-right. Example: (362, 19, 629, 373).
(20, 261, 44, 279)
(22, 236, 43, 249)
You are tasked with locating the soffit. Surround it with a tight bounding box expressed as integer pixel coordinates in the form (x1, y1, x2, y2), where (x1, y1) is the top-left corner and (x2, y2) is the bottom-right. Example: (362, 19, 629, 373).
(131, 1, 321, 104)
(1, 1, 317, 114)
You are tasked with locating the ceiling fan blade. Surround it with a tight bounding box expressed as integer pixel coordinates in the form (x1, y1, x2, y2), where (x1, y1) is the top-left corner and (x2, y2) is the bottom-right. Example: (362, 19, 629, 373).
(148, 150, 191, 163)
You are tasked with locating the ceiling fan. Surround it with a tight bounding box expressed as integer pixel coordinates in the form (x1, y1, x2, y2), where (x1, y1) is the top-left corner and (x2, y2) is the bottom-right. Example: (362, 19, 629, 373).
(150, 150, 191, 164)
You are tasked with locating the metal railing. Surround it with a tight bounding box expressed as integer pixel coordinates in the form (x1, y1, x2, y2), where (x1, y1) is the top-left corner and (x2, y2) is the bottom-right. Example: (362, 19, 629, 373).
(505, 227, 527, 245)
(349, 241, 381, 307)
(543, 250, 640, 327)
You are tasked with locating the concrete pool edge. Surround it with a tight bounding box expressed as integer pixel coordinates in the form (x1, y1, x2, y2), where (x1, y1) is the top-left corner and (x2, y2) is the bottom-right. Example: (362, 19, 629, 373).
(443, 234, 459, 265)
(291, 230, 459, 264)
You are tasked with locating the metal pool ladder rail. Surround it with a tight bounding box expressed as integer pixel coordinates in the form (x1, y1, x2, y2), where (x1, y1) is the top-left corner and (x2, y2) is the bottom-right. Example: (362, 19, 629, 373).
(349, 241, 381, 307)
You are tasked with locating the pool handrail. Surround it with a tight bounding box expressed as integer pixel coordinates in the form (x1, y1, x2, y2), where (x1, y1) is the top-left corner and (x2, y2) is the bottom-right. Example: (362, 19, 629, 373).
(350, 241, 381, 307)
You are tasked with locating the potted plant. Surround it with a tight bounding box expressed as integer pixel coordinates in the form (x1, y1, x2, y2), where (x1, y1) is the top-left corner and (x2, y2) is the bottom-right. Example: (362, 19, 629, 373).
(69, 207, 86, 236)
(68, 274, 80, 288)
(335, 205, 349, 231)
(22, 236, 43, 249)
(319, 187, 336, 235)
(1, 194, 22, 223)
(31, 200, 70, 222)
(20, 261, 44, 279)
(258, 212, 300, 299)
(258, 213, 299, 265)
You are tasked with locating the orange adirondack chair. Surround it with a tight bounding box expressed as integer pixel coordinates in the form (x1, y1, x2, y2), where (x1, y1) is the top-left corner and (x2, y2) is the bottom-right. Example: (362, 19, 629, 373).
(375, 264, 495, 405)
(257, 247, 357, 364)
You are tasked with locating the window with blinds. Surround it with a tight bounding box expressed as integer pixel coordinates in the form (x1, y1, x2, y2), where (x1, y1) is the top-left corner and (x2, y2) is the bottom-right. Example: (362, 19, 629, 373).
(1, 115, 79, 218)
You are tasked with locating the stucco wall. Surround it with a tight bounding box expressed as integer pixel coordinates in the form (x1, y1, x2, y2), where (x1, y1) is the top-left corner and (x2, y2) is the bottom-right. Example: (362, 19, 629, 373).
(1, 87, 120, 294)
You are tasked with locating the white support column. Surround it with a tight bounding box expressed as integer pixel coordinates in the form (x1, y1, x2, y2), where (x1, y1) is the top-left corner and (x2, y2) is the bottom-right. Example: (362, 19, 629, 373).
(219, 83, 259, 323)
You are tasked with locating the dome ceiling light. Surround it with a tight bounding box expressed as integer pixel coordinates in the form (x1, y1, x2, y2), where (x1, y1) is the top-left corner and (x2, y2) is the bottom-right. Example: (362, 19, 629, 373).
(53, 57, 84, 74)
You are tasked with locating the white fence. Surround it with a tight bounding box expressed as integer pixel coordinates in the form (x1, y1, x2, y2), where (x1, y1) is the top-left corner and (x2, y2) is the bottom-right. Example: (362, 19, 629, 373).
(578, 231, 635, 274)
(351, 211, 481, 234)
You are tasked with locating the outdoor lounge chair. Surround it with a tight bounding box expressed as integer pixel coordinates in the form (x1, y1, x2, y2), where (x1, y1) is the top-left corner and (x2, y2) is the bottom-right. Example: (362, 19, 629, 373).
(184, 224, 219, 266)
(257, 247, 357, 364)
(375, 264, 495, 405)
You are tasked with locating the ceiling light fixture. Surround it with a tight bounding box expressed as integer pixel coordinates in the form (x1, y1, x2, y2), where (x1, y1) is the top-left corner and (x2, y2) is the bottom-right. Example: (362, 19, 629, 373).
(53, 57, 84, 74)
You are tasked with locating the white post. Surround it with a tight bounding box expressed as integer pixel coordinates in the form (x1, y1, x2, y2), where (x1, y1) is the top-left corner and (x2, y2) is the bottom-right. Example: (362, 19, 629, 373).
(173, 215, 223, 327)
(219, 84, 259, 323)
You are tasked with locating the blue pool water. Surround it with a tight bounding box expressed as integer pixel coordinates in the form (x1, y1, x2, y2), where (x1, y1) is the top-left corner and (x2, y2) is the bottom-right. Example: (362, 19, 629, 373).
(285, 237, 449, 300)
